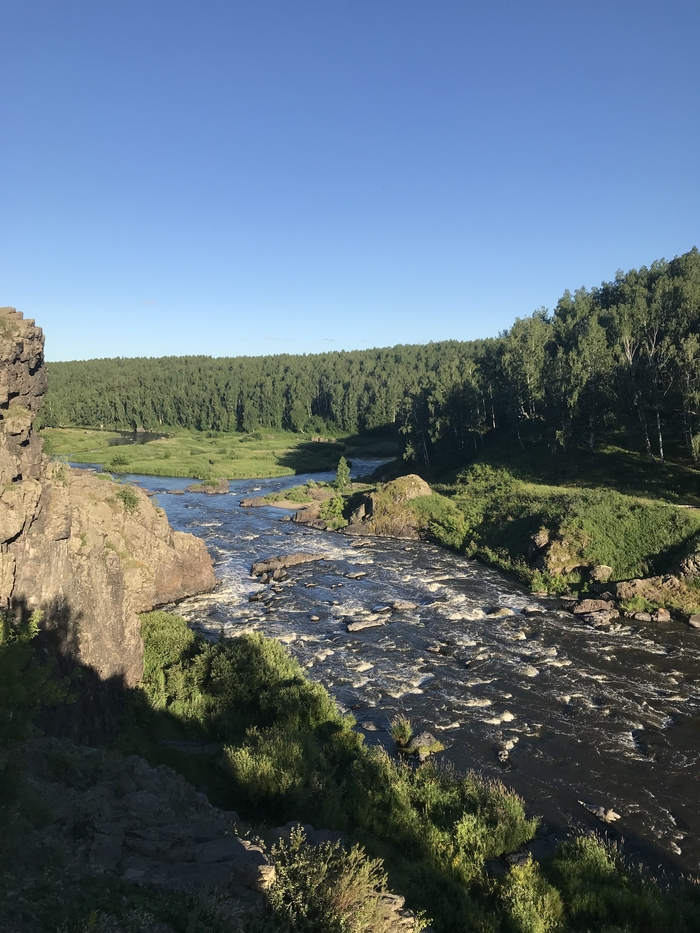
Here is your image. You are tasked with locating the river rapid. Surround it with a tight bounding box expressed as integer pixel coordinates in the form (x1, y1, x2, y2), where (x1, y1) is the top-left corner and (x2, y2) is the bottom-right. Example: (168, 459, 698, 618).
(128, 463, 700, 875)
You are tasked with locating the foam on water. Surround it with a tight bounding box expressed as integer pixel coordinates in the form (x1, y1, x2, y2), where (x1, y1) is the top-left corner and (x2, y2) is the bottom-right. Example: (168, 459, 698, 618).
(140, 466, 700, 872)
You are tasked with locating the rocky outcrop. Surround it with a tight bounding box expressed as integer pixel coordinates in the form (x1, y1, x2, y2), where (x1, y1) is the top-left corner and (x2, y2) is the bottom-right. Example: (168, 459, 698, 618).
(342, 474, 432, 539)
(10, 738, 272, 910)
(0, 309, 216, 697)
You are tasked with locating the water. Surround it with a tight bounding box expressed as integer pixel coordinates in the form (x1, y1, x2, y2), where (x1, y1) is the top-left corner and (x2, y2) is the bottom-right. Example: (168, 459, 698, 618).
(108, 431, 169, 446)
(126, 463, 700, 873)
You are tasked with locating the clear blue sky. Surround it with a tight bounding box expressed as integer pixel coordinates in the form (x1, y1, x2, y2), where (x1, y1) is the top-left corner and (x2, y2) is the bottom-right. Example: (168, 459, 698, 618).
(1, 1, 698, 362)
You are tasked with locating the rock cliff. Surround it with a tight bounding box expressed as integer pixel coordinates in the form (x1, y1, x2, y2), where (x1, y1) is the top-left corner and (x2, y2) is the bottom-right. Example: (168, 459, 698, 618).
(0, 308, 215, 698)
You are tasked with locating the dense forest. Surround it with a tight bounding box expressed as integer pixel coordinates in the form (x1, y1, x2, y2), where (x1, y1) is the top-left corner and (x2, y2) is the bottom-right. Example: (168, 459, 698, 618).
(42, 248, 700, 470)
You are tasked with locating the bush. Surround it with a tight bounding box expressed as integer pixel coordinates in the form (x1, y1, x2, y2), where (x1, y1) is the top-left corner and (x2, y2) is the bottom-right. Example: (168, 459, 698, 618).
(499, 857, 563, 933)
(0, 611, 68, 745)
(116, 485, 140, 514)
(389, 715, 413, 748)
(320, 495, 347, 529)
(263, 826, 427, 932)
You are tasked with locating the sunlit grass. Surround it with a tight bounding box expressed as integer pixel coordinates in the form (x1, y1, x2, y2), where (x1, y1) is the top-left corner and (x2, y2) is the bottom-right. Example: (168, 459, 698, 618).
(40, 426, 396, 480)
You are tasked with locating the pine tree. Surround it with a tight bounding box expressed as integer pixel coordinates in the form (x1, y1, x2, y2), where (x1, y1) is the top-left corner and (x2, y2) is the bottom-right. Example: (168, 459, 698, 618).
(334, 455, 350, 491)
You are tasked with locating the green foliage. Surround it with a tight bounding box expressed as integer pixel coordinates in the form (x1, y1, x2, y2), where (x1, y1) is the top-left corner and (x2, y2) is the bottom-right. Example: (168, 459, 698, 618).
(262, 826, 427, 932)
(41, 426, 395, 481)
(334, 455, 351, 492)
(389, 715, 413, 748)
(320, 495, 347, 529)
(498, 858, 563, 933)
(110, 452, 130, 467)
(118, 613, 700, 933)
(619, 595, 655, 613)
(409, 492, 467, 549)
(446, 461, 700, 589)
(0, 611, 68, 745)
(543, 835, 700, 932)
(116, 484, 140, 514)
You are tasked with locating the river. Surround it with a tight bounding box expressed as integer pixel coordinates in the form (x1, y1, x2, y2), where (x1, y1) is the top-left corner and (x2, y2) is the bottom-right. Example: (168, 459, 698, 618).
(125, 463, 700, 875)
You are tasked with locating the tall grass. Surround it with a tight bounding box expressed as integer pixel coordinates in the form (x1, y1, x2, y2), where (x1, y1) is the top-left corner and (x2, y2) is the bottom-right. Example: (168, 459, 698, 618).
(124, 612, 700, 933)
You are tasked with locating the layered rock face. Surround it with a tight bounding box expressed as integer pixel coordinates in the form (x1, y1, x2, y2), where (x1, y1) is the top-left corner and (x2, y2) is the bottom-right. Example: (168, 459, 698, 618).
(0, 308, 215, 693)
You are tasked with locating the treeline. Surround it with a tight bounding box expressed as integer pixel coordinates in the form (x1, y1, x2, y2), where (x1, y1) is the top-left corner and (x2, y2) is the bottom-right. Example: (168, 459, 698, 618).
(43, 247, 700, 468)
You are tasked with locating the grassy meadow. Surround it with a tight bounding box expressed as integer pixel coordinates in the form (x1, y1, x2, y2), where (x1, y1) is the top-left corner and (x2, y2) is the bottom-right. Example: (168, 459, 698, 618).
(40, 426, 397, 480)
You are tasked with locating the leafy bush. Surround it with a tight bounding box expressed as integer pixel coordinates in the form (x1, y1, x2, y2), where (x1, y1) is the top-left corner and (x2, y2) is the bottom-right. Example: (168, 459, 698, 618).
(0, 611, 68, 745)
(262, 826, 427, 932)
(121, 613, 700, 933)
(499, 858, 563, 933)
(116, 484, 140, 514)
(320, 495, 347, 529)
(389, 715, 413, 748)
(543, 835, 700, 932)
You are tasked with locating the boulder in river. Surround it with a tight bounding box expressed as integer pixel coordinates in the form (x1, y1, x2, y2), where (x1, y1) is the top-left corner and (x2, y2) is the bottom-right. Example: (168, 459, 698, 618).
(580, 609, 619, 625)
(342, 474, 432, 539)
(186, 477, 230, 494)
(402, 732, 445, 762)
(578, 800, 621, 823)
(347, 618, 385, 632)
(688, 613, 700, 629)
(392, 599, 418, 611)
(572, 598, 617, 615)
(251, 552, 327, 576)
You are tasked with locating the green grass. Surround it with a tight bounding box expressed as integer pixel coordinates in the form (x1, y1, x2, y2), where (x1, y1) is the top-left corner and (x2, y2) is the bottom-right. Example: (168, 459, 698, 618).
(3, 610, 700, 932)
(425, 461, 700, 594)
(116, 612, 700, 933)
(40, 426, 398, 480)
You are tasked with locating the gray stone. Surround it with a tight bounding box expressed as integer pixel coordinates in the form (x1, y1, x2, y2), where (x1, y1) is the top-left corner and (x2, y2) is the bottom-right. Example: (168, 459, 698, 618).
(347, 618, 385, 632)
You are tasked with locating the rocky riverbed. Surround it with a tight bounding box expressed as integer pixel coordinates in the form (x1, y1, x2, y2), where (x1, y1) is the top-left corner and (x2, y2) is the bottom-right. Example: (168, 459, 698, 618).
(121, 463, 700, 877)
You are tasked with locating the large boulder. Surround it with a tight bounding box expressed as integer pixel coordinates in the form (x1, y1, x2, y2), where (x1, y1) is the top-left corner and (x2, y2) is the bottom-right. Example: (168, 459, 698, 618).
(344, 474, 432, 539)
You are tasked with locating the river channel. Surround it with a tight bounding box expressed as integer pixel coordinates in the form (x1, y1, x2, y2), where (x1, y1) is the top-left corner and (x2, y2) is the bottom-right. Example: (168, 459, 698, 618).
(124, 463, 700, 875)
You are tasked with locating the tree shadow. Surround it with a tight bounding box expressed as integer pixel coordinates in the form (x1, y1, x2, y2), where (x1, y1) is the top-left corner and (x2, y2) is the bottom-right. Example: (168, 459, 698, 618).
(276, 425, 399, 475)
(9, 595, 129, 747)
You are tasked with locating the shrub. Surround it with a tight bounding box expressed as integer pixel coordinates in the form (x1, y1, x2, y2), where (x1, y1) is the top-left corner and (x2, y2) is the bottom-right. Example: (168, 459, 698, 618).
(499, 857, 563, 933)
(389, 715, 413, 748)
(264, 826, 428, 932)
(320, 496, 347, 529)
(116, 485, 140, 514)
(0, 611, 68, 745)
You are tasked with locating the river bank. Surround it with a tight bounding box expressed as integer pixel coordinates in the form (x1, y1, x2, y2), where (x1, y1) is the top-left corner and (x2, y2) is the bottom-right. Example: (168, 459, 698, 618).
(39, 425, 397, 480)
(122, 465, 700, 879)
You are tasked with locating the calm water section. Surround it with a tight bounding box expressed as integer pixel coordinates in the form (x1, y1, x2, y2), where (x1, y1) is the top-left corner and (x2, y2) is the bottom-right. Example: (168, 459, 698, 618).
(122, 463, 700, 874)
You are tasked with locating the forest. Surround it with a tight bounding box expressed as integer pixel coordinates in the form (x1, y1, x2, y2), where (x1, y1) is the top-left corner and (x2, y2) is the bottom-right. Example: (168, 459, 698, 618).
(42, 248, 700, 473)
